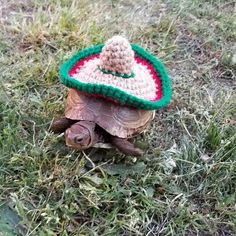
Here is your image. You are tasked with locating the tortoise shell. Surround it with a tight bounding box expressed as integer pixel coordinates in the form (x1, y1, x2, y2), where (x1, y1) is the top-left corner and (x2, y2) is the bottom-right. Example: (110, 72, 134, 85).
(65, 89, 155, 138)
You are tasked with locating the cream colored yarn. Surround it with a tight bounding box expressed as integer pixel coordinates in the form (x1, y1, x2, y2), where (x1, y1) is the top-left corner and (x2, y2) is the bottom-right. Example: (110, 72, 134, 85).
(72, 35, 158, 101)
(73, 58, 157, 100)
(99, 36, 135, 75)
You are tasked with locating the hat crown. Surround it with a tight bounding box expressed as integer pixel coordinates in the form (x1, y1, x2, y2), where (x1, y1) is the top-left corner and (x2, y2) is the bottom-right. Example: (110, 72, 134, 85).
(99, 36, 134, 75)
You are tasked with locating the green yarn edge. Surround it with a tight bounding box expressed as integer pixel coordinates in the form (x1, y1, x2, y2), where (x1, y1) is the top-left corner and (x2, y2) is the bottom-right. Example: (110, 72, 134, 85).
(59, 43, 172, 110)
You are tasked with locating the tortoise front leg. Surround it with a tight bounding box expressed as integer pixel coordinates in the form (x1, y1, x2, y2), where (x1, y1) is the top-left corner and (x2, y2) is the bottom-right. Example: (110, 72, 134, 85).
(110, 136, 144, 157)
(50, 117, 77, 134)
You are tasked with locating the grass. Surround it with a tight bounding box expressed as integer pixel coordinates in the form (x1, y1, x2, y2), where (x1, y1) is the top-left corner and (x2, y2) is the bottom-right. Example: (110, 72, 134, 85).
(0, 0, 236, 235)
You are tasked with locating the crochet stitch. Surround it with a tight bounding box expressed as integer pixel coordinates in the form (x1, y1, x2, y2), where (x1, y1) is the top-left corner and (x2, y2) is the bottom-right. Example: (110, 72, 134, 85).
(99, 36, 135, 75)
(59, 36, 171, 110)
(97, 66, 135, 78)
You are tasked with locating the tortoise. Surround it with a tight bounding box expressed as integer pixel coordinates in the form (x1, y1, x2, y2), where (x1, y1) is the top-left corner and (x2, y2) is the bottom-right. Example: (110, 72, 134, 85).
(51, 88, 155, 156)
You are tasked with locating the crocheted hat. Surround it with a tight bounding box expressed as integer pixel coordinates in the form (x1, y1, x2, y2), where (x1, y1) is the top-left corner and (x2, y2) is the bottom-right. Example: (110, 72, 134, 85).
(60, 36, 171, 110)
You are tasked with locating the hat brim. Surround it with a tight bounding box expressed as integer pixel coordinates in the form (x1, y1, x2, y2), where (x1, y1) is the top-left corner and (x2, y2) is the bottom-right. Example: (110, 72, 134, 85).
(59, 44, 171, 110)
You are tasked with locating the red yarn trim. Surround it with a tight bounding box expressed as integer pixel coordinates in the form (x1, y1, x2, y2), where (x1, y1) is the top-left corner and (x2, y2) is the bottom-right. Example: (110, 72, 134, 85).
(68, 54, 162, 102)
(68, 54, 99, 77)
(134, 56, 162, 101)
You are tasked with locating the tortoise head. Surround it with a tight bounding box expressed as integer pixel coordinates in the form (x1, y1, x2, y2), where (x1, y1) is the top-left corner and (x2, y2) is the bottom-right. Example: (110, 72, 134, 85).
(65, 121, 96, 150)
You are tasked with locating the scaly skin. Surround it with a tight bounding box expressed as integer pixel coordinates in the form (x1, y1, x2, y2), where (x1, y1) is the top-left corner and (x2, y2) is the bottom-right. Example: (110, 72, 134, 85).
(65, 121, 96, 150)
(50, 117, 76, 133)
(50, 117, 144, 156)
(110, 136, 144, 157)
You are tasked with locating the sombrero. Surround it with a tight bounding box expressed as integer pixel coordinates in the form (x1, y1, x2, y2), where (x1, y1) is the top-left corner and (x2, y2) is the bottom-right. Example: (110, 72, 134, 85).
(59, 36, 171, 110)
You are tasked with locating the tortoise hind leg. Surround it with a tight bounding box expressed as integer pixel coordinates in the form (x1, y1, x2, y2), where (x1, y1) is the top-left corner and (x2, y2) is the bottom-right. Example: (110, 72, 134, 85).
(50, 117, 77, 134)
(110, 136, 144, 157)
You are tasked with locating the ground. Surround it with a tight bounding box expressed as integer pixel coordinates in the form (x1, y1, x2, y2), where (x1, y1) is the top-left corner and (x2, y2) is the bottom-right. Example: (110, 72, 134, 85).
(0, 0, 236, 235)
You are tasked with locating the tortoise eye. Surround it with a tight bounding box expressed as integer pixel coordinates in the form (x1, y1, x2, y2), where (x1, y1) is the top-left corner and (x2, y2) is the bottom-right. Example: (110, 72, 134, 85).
(74, 137, 83, 143)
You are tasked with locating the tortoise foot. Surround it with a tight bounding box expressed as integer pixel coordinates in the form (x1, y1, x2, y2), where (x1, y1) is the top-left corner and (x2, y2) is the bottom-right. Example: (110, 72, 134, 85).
(50, 117, 76, 134)
(110, 136, 144, 157)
